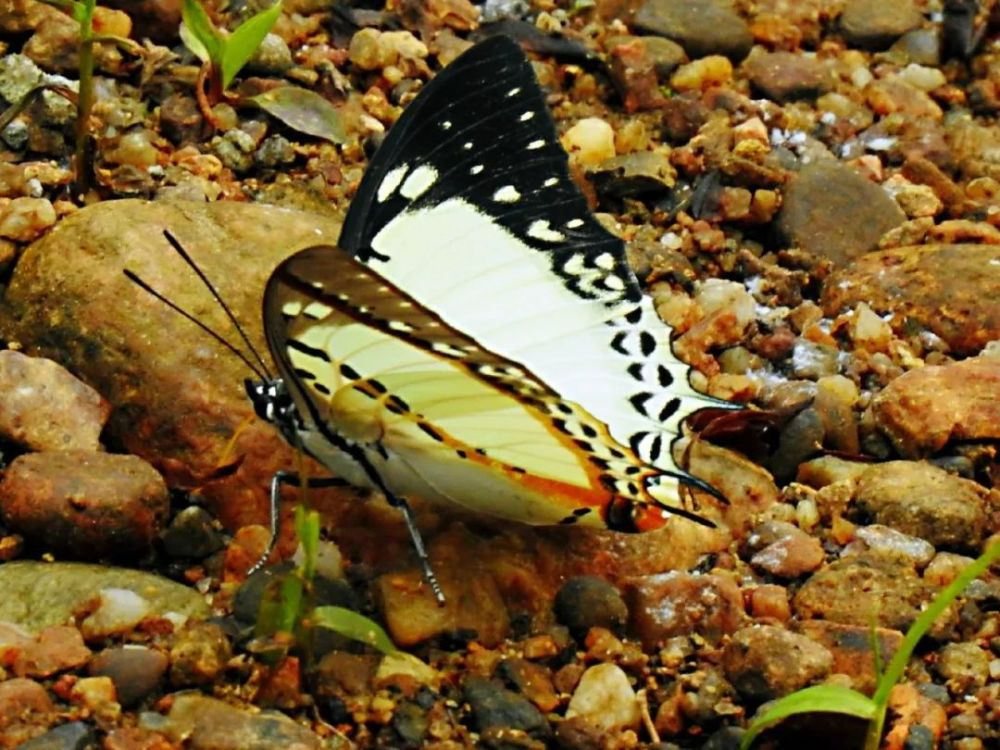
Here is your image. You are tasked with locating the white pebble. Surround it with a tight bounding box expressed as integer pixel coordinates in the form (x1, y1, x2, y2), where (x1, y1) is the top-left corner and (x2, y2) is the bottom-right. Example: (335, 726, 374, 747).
(565, 663, 640, 732)
(81, 589, 150, 639)
(561, 118, 615, 168)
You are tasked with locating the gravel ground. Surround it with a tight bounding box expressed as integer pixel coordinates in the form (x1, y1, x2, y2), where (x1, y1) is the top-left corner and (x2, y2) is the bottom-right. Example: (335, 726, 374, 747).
(0, 1, 998, 749)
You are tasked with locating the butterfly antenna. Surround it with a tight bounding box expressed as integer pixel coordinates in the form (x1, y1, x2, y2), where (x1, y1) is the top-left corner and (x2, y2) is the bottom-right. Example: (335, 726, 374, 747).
(161, 230, 274, 380)
(123, 269, 267, 381)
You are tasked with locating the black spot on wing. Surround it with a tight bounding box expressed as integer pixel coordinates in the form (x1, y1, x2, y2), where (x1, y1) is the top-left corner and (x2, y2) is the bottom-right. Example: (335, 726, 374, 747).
(287, 338, 331, 362)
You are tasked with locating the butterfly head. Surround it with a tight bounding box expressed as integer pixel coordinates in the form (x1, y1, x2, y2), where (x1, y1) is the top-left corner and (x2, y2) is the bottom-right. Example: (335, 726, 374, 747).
(245, 377, 299, 444)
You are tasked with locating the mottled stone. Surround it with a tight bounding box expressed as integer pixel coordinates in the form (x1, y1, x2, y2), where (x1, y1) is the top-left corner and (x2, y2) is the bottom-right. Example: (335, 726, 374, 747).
(822, 244, 1000, 356)
(871, 356, 1000, 456)
(797, 620, 902, 693)
(794, 553, 953, 635)
(168, 622, 232, 688)
(936, 642, 990, 695)
(0, 561, 208, 633)
(0, 351, 109, 451)
(743, 50, 830, 101)
(632, 0, 753, 61)
(0, 451, 169, 560)
(625, 571, 746, 647)
(90, 645, 169, 708)
(852, 461, 988, 550)
(463, 675, 551, 739)
(722, 624, 833, 701)
(745, 520, 825, 578)
(12, 625, 91, 678)
(0, 677, 57, 747)
(777, 161, 906, 266)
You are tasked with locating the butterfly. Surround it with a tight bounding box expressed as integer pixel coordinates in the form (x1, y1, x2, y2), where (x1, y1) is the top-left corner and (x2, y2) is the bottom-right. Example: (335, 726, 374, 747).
(244, 36, 739, 601)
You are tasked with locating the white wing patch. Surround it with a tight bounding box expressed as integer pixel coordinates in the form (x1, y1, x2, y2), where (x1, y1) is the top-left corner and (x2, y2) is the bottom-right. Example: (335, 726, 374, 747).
(367, 198, 716, 471)
(400, 165, 438, 200)
(377, 165, 408, 202)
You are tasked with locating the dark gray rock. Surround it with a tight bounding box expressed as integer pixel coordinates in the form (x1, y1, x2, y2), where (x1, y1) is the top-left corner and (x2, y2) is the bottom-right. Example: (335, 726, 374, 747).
(633, 0, 752, 61)
(554, 576, 629, 639)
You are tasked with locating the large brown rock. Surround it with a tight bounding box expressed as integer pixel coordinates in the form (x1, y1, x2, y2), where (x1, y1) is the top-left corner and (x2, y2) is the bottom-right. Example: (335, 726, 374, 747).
(822, 244, 1000, 357)
(632, 0, 753, 61)
(872, 356, 1000, 456)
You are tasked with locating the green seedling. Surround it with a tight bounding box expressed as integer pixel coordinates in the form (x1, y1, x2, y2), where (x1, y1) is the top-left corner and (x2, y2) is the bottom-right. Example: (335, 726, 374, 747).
(255, 503, 397, 663)
(180, 0, 282, 113)
(741, 540, 1000, 750)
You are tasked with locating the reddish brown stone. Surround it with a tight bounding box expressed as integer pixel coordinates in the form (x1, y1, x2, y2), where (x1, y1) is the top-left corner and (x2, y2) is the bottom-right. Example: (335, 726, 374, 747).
(13, 625, 92, 678)
(798, 620, 903, 694)
(821, 244, 1000, 356)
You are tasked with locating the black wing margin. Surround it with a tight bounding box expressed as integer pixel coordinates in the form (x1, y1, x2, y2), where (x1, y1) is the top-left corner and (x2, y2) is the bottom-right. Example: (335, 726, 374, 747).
(337, 35, 642, 303)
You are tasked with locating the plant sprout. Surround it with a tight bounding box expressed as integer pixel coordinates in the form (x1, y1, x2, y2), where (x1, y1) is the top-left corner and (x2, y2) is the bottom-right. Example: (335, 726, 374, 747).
(740, 540, 1000, 750)
(180, 0, 282, 122)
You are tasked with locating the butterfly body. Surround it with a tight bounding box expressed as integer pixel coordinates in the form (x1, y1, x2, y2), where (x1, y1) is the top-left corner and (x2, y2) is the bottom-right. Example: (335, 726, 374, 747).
(248, 36, 738, 569)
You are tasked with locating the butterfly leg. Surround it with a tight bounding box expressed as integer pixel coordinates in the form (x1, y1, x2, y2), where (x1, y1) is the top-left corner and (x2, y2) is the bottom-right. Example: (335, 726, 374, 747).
(248, 470, 347, 576)
(380, 490, 446, 606)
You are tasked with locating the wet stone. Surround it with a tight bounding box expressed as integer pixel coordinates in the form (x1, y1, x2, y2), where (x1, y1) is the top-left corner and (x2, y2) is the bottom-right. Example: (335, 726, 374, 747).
(872, 356, 1000, 457)
(822, 245, 1000, 357)
(89, 645, 169, 707)
(797, 620, 902, 693)
(553, 576, 629, 639)
(565, 663, 640, 732)
(168, 621, 233, 688)
(625, 571, 746, 648)
(840, 0, 923, 50)
(852, 461, 988, 550)
(162, 506, 225, 559)
(632, 0, 753, 61)
(745, 520, 825, 578)
(462, 675, 550, 739)
(14, 721, 96, 750)
(496, 658, 560, 713)
(0, 450, 169, 560)
(156, 693, 323, 750)
(13, 625, 91, 678)
(743, 50, 831, 102)
(777, 160, 906, 266)
(0, 561, 209, 633)
(794, 553, 949, 634)
(722, 624, 833, 701)
(936, 642, 990, 695)
(0, 351, 110, 452)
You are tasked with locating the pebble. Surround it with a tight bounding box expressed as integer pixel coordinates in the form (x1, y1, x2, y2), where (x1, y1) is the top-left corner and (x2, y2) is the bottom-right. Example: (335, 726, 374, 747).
(0, 561, 208, 632)
(159, 93, 205, 145)
(168, 621, 233, 688)
(245, 33, 294, 76)
(496, 658, 560, 712)
(743, 50, 831, 102)
(561, 117, 616, 168)
(103, 130, 160, 169)
(746, 584, 791, 622)
(374, 651, 440, 691)
(722, 624, 833, 701)
(769, 408, 824, 483)
(0, 350, 110, 452)
(839, 0, 923, 50)
(798, 620, 902, 694)
(872, 356, 1000, 457)
(852, 461, 988, 550)
(936, 643, 990, 695)
(0, 451, 170, 560)
(633, 0, 753, 61)
(669, 55, 733, 92)
(923, 552, 977, 587)
(14, 721, 96, 750)
(843, 524, 936, 568)
(589, 151, 676, 197)
(625, 571, 746, 648)
(0, 678, 57, 746)
(462, 674, 550, 739)
(565, 663, 640, 732)
(12, 625, 91, 678)
(813, 375, 860, 453)
(89, 645, 169, 707)
(69, 675, 119, 720)
(154, 693, 324, 749)
(793, 552, 951, 634)
(777, 160, 906, 266)
(553, 576, 629, 639)
(162, 506, 225, 559)
(822, 244, 1000, 356)
(80, 588, 152, 640)
(745, 520, 825, 578)
(0, 196, 56, 242)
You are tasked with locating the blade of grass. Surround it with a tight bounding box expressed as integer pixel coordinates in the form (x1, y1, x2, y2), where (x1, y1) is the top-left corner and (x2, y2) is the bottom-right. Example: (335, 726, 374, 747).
(295, 505, 320, 581)
(221, 0, 283, 89)
(740, 684, 876, 750)
(865, 541, 1000, 750)
(313, 606, 398, 655)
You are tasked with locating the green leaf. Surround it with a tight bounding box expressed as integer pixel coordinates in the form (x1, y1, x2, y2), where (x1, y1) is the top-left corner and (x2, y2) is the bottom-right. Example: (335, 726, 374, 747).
(221, 0, 283, 90)
(295, 505, 321, 581)
(181, 0, 222, 64)
(255, 572, 305, 637)
(250, 86, 347, 144)
(740, 685, 876, 750)
(71, 0, 95, 25)
(313, 606, 397, 655)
